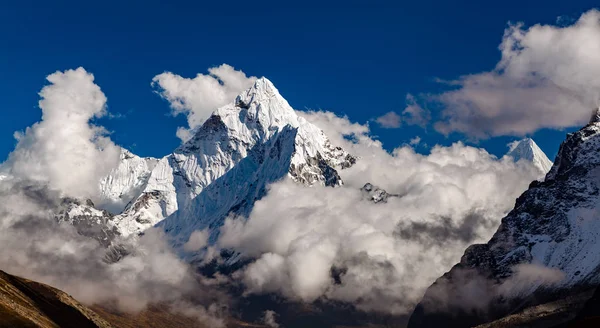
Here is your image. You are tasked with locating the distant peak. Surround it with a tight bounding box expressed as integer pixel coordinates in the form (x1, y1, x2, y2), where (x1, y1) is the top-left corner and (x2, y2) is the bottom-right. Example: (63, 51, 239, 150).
(508, 137, 534, 152)
(506, 138, 553, 174)
(589, 107, 600, 124)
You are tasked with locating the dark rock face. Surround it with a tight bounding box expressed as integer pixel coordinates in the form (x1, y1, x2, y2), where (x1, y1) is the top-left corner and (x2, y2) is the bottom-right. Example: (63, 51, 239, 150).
(408, 119, 600, 328)
(360, 183, 399, 203)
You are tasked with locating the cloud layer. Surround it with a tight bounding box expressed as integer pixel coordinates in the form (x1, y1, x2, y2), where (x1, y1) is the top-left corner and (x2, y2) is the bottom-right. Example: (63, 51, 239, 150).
(0, 177, 225, 326)
(216, 111, 545, 314)
(152, 64, 257, 142)
(2, 68, 120, 200)
(433, 9, 600, 138)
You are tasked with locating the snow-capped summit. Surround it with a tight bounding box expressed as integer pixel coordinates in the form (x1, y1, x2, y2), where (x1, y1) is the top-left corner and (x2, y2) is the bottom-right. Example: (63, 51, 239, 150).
(506, 138, 553, 174)
(409, 110, 600, 327)
(111, 77, 355, 239)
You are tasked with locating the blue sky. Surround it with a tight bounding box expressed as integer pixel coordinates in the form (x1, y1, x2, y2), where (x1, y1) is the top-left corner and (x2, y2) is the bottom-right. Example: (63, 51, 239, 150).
(1, 0, 597, 161)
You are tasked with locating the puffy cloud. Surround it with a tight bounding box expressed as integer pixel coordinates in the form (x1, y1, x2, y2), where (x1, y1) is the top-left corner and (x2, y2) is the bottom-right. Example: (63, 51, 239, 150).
(375, 111, 402, 128)
(433, 9, 600, 138)
(152, 64, 257, 142)
(2, 67, 120, 200)
(217, 111, 543, 314)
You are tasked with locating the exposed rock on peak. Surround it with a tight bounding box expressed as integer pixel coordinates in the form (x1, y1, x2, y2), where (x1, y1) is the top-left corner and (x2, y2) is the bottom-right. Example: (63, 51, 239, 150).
(360, 183, 398, 203)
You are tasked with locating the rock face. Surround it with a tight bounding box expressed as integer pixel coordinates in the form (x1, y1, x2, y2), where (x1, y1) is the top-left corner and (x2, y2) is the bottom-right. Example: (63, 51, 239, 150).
(360, 183, 398, 203)
(408, 112, 600, 327)
(105, 78, 355, 244)
(506, 138, 553, 174)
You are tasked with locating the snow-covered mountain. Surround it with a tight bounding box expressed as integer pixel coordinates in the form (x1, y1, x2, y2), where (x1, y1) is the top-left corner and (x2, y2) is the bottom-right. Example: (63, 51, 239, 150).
(98, 149, 158, 213)
(102, 78, 355, 242)
(506, 138, 553, 174)
(408, 109, 600, 327)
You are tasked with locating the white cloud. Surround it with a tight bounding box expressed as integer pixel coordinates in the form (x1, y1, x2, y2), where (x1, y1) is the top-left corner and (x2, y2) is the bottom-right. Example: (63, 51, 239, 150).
(217, 111, 543, 314)
(2, 67, 120, 200)
(409, 136, 421, 146)
(152, 64, 257, 142)
(183, 229, 209, 252)
(433, 9, 600, 138)
(375, 111, 402, 128)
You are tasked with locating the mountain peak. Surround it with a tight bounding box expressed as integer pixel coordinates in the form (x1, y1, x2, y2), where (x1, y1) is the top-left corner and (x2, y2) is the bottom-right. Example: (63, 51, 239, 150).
(234, 77, 280, 109)
(506, 138, 553, 174)
(109, 78, 355, 238)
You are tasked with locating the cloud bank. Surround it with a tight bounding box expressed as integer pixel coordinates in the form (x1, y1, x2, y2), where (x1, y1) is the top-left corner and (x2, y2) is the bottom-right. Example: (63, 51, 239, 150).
(433, 9, 600, 138)
(152, 64, 257, 142)
(216, 111, 544, 314)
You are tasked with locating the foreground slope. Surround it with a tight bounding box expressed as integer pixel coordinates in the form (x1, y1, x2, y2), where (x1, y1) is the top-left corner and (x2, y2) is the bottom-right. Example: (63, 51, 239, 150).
(409, 109, 600, 327)
(0, 270, 111, 328)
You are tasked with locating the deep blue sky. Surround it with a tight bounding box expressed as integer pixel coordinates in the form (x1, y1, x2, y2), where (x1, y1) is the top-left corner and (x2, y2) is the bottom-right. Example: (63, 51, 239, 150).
(1, 0, 596, 161)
